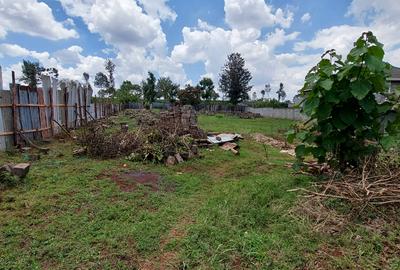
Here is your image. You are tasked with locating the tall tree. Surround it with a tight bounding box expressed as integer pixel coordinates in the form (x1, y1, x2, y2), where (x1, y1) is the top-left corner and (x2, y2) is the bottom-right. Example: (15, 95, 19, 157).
(178, 84, 201, 106)
(219, 53, 252, 105)
(198, 77, 218, 101)
(83, 72, 90, 85)
(94, 59, 116, 97)
(261, 89, 266, 100)
(156, 77, 179, 103)
(142, 72, 157, 107)
(276, 82, 286, 102)
(115, 80, 139, 104)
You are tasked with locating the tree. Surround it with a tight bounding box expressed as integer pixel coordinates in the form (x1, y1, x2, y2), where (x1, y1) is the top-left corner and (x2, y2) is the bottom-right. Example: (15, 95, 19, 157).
(287, 31, 400, 169)
(219, 53, 252, 105)
(83, 72, 90, 84)
(261, 89, 266, 100)
(178, 84, 201, 106)
(276, 83, 286, 102)
(142, 72, 157, 107)
(156, 77, 179, 103)
(252, 92, 257, 100)
(20, 60, 57, 88)
(198, 77, 218, 101)
(114, 80, 139, 104)
(94, 59, 116, 97)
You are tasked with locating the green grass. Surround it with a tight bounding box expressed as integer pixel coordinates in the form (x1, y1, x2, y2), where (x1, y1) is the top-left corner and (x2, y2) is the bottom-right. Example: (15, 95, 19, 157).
(0, 113, 398, 269)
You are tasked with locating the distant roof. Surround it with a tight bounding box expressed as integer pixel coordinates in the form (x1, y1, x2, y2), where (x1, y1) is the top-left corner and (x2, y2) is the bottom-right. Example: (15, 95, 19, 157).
(390, 66, 400, 81)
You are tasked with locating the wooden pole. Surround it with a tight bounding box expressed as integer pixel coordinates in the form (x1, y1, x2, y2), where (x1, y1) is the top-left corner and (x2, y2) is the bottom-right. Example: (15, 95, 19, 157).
(49, 88, 54, 136)
(11, 71, 19, 146)
(74, 103, 78, 128)
(77, 86, 82, 126)
(83, 87, 88, 124)
(94, 98, 98, 119)
(64, 87, 69, 130)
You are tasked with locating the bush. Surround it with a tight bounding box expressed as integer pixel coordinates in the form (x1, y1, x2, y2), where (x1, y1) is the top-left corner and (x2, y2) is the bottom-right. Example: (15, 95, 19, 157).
(247, 99, 290, 108)
(288, 32, 400, 169)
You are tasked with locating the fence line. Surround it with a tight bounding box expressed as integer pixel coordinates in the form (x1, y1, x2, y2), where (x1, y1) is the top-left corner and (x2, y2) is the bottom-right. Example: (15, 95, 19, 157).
(0, 71, 121, 151)
(246, 107, 306, 121)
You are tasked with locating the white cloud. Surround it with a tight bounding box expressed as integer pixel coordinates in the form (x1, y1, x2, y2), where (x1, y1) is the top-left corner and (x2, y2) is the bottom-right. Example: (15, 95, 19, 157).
(301, 13, 311, 23)
(224, 0, 294, 30)
(171, 25, 305, 99)
(0, 0, 78, 40)
(137, 0, 177, 21)
(294, 0, 400, 68)
(0, 43, 30, 57)
(57, 0, 187, 85)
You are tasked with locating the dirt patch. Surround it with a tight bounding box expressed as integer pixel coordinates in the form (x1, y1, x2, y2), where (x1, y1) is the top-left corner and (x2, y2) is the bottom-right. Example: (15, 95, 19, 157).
(98, 170, 174, 192)
(251, 133, 295, 156)
(139, 217, 194, 270)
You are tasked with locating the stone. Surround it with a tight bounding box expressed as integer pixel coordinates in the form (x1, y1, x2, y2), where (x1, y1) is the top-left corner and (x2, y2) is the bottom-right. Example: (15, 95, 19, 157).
(175, 153, 184, 163)
(11, 163, 31, 178)
(175, 153, 184, 164)
(165, 156, 177, 166)
(21, 147, 32, 153)
(0, 164, 12, 173)
(190, 145, 199, 155)
(73, 148, 87, 157)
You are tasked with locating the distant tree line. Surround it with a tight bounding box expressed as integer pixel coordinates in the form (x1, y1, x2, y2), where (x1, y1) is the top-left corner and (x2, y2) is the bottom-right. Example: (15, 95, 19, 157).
(18, 53, 290, 108)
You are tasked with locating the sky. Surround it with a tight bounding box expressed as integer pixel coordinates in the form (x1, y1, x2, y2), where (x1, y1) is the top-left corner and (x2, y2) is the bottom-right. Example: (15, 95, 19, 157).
(0, 0, 399, 100)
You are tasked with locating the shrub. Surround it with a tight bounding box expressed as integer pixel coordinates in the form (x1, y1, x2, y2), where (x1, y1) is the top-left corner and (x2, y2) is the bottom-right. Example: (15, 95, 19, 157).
(288, 32, 400, 169)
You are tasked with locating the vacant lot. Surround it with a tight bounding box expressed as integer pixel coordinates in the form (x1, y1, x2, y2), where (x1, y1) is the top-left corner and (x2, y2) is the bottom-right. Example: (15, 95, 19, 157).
(0, 113, 399, 269)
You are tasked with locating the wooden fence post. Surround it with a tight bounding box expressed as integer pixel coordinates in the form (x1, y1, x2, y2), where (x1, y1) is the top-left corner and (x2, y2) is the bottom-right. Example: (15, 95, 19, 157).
(74, 103, 78, 128)
(77, 86, 83, 126)
(11, 71, 19, 146)
(83, 87, 88, 124)
(94, 99, 97, 119)
(49, 88, 54, 136)
(64, 87, 69, 130)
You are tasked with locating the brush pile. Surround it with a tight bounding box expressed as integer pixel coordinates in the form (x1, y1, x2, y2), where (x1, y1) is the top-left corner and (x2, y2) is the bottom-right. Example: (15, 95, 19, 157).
(292, 151, 400, 208)
(78, 106, 205, 164)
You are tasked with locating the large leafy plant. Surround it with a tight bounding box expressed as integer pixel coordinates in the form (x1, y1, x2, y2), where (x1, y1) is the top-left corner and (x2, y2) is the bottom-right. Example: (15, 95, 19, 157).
(288, 32, 399, 169)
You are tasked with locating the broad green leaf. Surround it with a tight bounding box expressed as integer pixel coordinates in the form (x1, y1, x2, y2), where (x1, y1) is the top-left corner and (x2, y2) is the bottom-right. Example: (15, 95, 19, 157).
(319, 59, 335, 76)
(305, 73, 319, 83)
(319, 79, 334, 90)
(296, 131, 308, 141)
(311, 147, 326, 158)
(366, 55, 385, 72)
(380, 135, 396, 151)
(359, 95, 376, 113)
(317, 102, 332, 120)
(368, 46, 384, 60)
(332, 116, 348, 130)
(295, 145, 307, 158)
(349, 46, 368, 58)
(286, 130, 296, 143)
(377, 102, 393, 114)
(350, 80, 372, 100)
(339, 107, 357, 125)
(303, 96, 320, 115)
(325, 91, 340, 104)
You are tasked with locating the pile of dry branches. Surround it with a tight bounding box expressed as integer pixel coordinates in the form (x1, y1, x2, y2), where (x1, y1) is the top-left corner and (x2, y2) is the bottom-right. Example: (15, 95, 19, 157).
(291, 152, 400, 208)
(77, 107, 204, 163)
